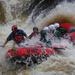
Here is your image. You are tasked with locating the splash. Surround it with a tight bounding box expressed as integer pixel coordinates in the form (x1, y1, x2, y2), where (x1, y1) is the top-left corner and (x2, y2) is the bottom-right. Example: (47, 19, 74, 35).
(0, 1, 75, 75)
(0, 0, 13, 22)
(26, 1, 75, 30)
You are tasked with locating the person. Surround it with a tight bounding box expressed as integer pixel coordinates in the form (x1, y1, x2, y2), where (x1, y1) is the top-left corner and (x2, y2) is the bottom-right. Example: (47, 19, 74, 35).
(54, 23, 60, 29)
(54, 23, 67, 38)
(48, 24, 57, 41)
(40, 27, 48, 43)
(48, 23, 60, 33)
(28, 27, 39, 39)
(3, 25, 27, 47)
(48, 24, 56, 33)
(40, 26, 52, 47)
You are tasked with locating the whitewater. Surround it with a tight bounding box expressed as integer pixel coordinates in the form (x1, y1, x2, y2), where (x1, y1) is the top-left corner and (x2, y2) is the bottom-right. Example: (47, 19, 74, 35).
(0, 1, 75, 75)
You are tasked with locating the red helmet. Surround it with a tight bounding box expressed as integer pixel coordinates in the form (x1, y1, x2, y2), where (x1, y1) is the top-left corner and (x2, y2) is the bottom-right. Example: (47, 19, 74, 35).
(12, 25, 17, 31)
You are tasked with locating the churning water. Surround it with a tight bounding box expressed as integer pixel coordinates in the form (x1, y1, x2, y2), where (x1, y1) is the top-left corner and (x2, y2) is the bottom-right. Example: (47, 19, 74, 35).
(0, 1, 75, 75)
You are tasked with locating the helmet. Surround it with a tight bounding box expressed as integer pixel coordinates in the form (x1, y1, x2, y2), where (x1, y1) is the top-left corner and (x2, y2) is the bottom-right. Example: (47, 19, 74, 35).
(33, 27, 38, 31)
(54, 23, 60, 28)
(12, 25, 17, 31)
(43, 27, 49, 30)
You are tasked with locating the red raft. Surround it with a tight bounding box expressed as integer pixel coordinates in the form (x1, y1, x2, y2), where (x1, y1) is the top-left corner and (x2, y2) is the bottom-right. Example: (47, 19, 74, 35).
(6, 47, 56, 58)
(60, 23, 72, 32)
(6, 44, 65, 66)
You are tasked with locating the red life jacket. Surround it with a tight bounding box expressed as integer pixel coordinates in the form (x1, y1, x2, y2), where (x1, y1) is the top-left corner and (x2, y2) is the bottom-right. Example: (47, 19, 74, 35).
(15, 35, 24, 43)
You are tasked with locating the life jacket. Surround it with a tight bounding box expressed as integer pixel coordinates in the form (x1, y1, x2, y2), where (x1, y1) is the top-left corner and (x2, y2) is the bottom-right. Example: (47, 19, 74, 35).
(14, 32, 24, 43)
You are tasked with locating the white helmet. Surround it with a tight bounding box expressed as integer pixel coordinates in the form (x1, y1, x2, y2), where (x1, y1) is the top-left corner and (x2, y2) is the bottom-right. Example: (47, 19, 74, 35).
(43, 27, 49, 30)
(48, 24, 56, 30)
(54, 23, 60, 28)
